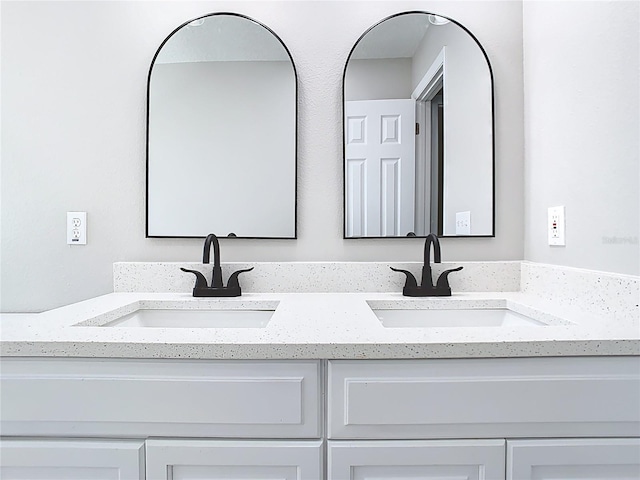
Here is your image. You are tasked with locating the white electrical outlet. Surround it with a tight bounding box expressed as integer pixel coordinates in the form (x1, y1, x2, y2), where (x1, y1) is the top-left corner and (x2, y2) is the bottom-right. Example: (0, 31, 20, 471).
(67, 212, 87, 245)
(548, 206, 565, 246)
(455, 211, 471, 235)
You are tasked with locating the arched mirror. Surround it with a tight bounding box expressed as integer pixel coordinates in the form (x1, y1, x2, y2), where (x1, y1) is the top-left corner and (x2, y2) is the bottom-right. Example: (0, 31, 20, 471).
(343, 12, 494, 238)
(147, 13, 297, 238)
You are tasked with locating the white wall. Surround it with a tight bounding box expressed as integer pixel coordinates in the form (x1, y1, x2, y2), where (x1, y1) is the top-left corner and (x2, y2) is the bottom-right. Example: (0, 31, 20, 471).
(345, 58, 413, 101)
(1, 1, 525, 312)
(523, 0, 639, 275)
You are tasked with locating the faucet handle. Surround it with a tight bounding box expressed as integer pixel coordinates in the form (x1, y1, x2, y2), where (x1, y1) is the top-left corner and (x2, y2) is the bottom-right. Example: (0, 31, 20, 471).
(180, 268, 209, 289)
(226, 267, 254, 290)
(435, 266, 463, 294)
(390, 267, 419, 289)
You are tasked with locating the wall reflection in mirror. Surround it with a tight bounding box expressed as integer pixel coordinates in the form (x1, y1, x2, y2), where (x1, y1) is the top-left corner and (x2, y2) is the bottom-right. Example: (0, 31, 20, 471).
(147, 14, 296, 238)
(344, 12, 494, 238)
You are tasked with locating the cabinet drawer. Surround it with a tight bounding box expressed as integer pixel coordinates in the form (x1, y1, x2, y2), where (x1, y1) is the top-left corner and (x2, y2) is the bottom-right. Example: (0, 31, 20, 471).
(1, 358, 321, 438)
(328, 357, 640, 439)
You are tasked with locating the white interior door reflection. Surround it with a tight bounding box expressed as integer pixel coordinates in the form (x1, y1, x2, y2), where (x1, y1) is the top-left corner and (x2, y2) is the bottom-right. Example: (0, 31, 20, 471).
(345, 99, 415, 237)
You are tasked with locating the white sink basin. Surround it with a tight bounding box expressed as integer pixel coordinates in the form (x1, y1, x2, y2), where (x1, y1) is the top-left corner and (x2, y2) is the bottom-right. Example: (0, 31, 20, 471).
(372, 308, 547, 328)
(103, 309, 274, 328)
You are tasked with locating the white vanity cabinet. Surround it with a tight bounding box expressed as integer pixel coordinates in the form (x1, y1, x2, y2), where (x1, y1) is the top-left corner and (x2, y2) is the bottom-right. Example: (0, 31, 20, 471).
(2, 356, 639, 479)
(0, 439, 145, 480)
(327, 357, 640, 479)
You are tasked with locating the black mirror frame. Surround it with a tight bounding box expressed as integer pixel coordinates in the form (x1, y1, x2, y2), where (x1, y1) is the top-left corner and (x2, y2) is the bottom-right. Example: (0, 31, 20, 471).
(341, 11, 496, 239)
(145, 12, 298, 239)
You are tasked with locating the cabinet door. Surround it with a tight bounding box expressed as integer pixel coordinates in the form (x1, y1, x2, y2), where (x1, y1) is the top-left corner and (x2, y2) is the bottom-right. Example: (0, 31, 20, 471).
(329, 440, 505, 480)
(0, 439, 145, 480)
(146, 439, 322, 480)
(507, 439, 640, 480)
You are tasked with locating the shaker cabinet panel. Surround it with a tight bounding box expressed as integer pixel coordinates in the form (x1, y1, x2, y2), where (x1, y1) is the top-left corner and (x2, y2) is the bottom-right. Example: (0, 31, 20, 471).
(507, 438, 640, 480)
(145, 439, 323, 480)
(328, 440, 505, 480)
(328, 357, 640, 439)
(1, 358, 321, 438)
(0, 439, 145, 480)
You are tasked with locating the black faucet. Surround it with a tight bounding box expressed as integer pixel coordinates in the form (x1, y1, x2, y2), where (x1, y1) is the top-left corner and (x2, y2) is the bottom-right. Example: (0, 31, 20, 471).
(391, 233, 463, 296)
(181, 233, 253, 297)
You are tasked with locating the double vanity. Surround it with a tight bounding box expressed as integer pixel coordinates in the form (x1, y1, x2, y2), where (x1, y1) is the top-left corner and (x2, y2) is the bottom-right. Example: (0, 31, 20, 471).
(2, 5, 639, 480)
(1, 260, 639, 479)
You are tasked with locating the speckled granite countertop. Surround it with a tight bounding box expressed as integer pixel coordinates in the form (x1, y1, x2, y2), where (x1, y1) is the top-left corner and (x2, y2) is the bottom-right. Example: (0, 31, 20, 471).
(1, 291, 638, 359)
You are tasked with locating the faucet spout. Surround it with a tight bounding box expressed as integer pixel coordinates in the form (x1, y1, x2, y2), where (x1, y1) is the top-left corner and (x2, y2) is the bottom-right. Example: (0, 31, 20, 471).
(424, 233, 441, 264)
(203, 233, 223, 288)
(421, 233, 441, 288)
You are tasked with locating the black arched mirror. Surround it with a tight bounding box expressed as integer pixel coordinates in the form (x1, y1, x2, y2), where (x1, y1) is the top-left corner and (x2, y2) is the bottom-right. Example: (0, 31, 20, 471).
(343, 12, 494, 238)
(147, 13, 297, 238)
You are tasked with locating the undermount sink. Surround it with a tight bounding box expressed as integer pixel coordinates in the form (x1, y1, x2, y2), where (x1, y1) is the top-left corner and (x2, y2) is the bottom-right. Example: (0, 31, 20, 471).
(372, 308, 547, 328)
(103, 309, 274, 328)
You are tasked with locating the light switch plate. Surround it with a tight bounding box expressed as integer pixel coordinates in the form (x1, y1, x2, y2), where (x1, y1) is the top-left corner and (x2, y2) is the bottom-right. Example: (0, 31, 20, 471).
(67, 211, 87, 245)
(456, 211, 471, 235)
(548, 206, 565, 246)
